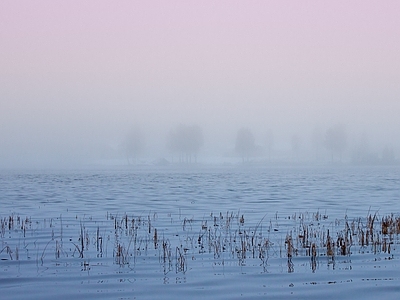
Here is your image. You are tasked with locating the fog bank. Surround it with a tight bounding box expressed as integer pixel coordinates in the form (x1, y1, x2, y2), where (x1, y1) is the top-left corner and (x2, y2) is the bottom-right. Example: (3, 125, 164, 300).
(1, 1, 399, 168)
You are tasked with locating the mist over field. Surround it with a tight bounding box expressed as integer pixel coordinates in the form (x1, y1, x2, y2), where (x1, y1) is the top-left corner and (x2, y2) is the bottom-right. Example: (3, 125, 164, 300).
(1, 1, 399, 168)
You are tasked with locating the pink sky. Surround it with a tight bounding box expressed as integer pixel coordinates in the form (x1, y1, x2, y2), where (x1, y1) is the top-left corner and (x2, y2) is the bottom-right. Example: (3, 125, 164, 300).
(1, 1, 400, 166)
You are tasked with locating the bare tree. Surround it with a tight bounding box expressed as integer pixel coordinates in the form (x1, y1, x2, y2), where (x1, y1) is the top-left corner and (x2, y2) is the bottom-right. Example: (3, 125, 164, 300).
(351, 132, 375, 164)
(123, 127, 145, 164)
(324, 124, 347, 162)
(291, 134, 301, 161)
(167, 124, 204, 163)
(264, 129, 274, 162)
(311, 126, 324, 162)
(235, 128, 256, 162)
(382, 146, 395, 164)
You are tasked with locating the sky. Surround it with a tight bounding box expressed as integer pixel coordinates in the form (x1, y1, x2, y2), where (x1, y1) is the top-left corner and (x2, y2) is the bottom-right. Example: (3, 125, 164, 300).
(1, 1, 400, 167)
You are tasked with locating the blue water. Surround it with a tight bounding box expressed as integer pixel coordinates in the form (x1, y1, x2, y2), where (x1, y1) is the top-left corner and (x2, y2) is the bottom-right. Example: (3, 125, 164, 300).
(2, 166, 399, 218)
(1, 165, 400, 299)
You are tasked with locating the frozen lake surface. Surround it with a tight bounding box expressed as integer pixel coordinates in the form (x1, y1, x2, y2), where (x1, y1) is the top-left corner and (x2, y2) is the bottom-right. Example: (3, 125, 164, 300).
(1, 166, 400, 299)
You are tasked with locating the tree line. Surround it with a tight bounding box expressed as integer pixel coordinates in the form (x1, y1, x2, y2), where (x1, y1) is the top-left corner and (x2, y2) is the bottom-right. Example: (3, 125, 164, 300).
(123, 123, 395, 165)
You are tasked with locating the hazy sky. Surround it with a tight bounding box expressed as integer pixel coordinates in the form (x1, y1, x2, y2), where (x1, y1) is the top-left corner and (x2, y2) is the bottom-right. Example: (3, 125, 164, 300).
(1, 1, 400, 167)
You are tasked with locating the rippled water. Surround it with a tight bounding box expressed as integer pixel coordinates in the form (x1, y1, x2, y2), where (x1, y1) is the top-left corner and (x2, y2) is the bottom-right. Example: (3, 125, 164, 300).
(1, 166, 400, 299)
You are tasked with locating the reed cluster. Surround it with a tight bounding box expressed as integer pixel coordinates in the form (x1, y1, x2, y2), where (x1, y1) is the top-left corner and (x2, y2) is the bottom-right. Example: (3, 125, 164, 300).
(1, 211, 399, 274)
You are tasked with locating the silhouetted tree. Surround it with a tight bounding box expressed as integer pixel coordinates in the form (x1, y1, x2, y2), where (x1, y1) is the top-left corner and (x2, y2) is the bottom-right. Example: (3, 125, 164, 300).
(311, 126, 324, 162)
(291, 134, 301, 161)
(167, 124, 204, 163)
(351, 132, 377, 164)
(324, 124, 347, 162)
(382, 146, 395, 164)
(124, 127, 145, 164)
(264, 129, 274, 162)
(235, 128, 255, 162)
